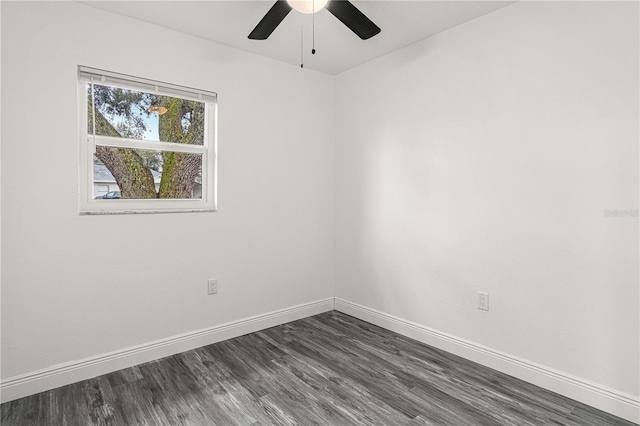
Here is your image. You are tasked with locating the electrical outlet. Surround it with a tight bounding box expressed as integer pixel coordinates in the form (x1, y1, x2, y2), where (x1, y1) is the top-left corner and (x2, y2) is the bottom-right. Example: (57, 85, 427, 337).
(478, 292, 489, 311)
(208, 278, 218, 295)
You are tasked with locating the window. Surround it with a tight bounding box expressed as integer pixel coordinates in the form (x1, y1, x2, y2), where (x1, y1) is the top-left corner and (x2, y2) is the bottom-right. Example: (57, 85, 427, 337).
(78, 66, 217, 214)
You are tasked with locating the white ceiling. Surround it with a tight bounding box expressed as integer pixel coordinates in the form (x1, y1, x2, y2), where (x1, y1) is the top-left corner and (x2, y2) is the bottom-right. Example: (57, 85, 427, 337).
(80, 0, 516, 75)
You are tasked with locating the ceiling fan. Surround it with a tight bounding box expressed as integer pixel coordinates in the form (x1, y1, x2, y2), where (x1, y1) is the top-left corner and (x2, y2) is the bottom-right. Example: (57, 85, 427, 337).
(248, 0, 381, 41)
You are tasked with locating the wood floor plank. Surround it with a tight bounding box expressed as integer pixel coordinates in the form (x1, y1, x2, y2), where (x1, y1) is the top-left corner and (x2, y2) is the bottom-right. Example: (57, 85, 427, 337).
(1, 311, 636, 425)
(271, 354, 405, 426)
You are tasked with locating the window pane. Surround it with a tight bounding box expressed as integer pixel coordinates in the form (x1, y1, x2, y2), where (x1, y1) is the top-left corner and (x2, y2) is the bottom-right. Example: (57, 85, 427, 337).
(88, 84, 205, 145)
(93, 148, 203, 200)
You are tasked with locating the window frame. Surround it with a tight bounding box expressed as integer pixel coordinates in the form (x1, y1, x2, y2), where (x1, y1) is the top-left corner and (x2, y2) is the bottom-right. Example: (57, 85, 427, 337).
(78, 66, 218, 215)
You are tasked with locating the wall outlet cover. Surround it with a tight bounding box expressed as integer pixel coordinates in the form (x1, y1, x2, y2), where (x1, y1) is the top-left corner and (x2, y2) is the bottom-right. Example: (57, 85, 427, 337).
(208, 279, 218, 295)
(478, 292, 489, 311)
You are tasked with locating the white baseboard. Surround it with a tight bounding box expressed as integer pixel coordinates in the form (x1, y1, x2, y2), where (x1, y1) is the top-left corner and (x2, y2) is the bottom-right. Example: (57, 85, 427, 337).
(0, 298, 335, 404)
(335, 298, 640, 424)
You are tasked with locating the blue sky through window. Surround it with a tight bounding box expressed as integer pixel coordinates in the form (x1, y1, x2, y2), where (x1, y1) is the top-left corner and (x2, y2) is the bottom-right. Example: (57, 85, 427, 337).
(142, 109, 159, 141)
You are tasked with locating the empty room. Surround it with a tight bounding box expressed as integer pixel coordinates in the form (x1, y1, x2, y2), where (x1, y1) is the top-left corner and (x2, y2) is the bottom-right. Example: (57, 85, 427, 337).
(1, 0, 638, 424)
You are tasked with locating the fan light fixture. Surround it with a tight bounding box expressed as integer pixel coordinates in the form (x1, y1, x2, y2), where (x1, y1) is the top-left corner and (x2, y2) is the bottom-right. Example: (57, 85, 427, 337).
(287, 0, 328, 14)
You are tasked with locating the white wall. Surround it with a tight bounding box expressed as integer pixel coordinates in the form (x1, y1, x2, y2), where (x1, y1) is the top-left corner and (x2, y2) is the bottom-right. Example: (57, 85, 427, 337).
(335, 0, 638, 401)
(1, 1, 334, 380)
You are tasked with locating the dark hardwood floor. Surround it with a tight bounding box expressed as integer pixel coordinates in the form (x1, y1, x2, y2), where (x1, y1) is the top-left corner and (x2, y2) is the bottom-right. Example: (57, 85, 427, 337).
(1, 311, 636, 425)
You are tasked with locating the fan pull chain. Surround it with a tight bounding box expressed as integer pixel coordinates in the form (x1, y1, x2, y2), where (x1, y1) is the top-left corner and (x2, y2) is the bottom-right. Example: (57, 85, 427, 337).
(312, 0, 316, 54)
(300, 26, 304, 68)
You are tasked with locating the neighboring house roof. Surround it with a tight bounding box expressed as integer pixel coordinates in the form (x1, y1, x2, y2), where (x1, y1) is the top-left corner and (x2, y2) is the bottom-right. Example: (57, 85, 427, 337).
(93, 163, 161, 183)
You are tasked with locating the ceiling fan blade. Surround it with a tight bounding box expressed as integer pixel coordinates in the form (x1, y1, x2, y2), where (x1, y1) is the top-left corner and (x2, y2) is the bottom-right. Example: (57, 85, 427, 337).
(248, 0, 292, 40)
(326, 0, 380, 40)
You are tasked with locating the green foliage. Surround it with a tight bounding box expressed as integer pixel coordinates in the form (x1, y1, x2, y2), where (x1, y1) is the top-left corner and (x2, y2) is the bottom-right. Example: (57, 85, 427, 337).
(135, 149, 162, 172)
(89, 84, 154, 139)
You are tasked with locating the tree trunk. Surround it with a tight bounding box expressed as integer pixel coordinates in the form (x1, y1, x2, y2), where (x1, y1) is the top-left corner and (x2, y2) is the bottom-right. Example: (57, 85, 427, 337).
(157, 97, 205, 199)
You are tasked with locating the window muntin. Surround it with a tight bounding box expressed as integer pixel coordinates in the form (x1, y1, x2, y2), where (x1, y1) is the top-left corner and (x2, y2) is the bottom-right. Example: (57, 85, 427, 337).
(78, 67, 217, 214)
